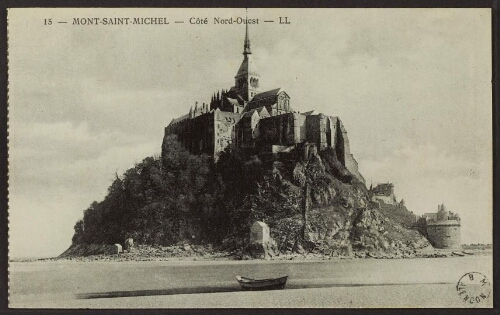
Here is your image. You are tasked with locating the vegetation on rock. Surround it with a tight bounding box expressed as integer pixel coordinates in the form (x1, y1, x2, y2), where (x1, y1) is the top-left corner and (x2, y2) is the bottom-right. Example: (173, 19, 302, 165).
(68, 135, 429, 258)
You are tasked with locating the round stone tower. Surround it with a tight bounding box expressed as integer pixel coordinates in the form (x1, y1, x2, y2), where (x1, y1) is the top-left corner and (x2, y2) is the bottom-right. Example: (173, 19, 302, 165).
(426, 221, 461, 249)
(426, 204, 461, 249)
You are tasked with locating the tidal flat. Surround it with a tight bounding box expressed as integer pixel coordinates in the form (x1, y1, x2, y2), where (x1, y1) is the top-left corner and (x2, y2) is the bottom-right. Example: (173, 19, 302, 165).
(9, 254, 492, 308)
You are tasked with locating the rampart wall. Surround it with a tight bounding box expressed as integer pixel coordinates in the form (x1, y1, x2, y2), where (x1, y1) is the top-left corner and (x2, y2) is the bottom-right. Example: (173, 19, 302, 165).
(165, 111, 216, 156)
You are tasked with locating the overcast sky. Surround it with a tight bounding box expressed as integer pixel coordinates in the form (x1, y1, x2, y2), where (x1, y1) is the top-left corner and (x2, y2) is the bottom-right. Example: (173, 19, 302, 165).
(8, 8, 491, 258)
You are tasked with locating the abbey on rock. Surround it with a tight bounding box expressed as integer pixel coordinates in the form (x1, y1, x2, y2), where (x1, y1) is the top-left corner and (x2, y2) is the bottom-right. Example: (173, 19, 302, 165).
(163, 23, 365, 184)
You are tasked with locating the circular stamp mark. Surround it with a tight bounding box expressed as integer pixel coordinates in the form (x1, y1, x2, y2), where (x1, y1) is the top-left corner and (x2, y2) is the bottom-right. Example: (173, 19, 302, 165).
(456, 272, 491, 305)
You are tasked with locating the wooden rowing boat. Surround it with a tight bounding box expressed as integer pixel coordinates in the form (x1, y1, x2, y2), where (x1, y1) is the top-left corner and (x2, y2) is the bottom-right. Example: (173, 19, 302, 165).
(452, 251, 465, 256)
(235, 275, 288, 291)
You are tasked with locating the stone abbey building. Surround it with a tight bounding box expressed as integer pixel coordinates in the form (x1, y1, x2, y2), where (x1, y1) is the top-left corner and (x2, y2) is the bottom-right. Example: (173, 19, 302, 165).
(163, 24, 365, 184)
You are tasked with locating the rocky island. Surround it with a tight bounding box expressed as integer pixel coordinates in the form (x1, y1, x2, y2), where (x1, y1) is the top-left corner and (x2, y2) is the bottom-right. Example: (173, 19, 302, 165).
(60, 23, 464, 262)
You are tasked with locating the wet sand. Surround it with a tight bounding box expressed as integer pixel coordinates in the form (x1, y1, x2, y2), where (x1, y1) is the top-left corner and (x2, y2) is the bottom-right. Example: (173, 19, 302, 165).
(9, 255, 492, 308)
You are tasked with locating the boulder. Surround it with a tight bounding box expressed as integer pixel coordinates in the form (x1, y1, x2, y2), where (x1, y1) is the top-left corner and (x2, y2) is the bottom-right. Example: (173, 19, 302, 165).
(124, 238, 134, 251)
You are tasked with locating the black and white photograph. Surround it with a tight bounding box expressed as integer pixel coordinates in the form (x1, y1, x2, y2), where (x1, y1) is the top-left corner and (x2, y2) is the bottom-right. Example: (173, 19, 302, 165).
(7, 7, 493, 308)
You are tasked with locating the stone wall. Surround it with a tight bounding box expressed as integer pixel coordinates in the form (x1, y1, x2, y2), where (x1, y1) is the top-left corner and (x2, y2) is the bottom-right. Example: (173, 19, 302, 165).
(426, 221, 461, 249)
(214, 110, 240, 157)
(337, 119, 365, 184)
(237, 111, 261, 148)
(305, 114, 341, 153)
(165, 111, 215, 157)
(165, 108, 364, 184)
(258, 113, 299, 146)
(293, 113, 307, 143)
(253, 113, 364, 184)
(305, 114, 323, 150)
(165, 109, 241, 160)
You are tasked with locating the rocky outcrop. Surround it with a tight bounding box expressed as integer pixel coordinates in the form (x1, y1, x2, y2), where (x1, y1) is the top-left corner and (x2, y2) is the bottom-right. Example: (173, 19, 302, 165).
(270, 142, 429, 258)
(351, 209, 430, 254)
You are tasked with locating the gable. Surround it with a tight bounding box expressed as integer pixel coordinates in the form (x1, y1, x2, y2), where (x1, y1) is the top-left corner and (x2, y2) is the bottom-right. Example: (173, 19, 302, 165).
(257, 106, 270, 118)
(277, 90, 290, 100)
(244, 88, 286, 113)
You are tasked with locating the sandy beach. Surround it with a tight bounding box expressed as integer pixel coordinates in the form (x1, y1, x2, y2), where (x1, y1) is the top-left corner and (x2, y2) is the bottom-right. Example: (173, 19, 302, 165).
(9, 255, 492, 308)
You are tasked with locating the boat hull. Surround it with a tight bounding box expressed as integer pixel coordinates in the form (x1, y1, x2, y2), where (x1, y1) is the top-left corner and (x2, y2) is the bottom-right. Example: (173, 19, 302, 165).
(236, 276, 288, 291)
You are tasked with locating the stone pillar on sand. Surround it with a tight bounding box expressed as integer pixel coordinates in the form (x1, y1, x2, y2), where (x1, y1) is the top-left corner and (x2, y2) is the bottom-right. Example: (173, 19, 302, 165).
(247, 221, 277, 259)
(113, 244, 123, 254)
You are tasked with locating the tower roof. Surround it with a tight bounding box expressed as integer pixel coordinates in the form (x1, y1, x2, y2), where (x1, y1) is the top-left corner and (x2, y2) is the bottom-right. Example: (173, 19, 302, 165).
(235, 54, 259, 78)
(235, 21, 259, 78)
(244, 19, 251, 55)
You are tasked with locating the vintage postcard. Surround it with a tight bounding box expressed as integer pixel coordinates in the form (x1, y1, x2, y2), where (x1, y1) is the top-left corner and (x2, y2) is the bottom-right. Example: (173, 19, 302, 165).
(7, 8, 492, 308)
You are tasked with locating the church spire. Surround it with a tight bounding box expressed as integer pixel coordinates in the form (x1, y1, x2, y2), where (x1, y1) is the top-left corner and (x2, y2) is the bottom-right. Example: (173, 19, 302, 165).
(243, 11, 251, 55)
(234, 9, 260, 102)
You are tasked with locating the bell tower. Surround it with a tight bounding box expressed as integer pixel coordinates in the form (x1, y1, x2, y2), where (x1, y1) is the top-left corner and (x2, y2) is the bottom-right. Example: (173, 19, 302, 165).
(234, 20, 261, 101)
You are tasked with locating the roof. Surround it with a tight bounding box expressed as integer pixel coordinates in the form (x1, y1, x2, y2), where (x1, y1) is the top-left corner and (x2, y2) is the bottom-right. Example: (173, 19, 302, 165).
(235, 54, 259, 78)
(251, 88, 282, 101)
(377, 183, 393, 188)
(225, 89, 245, 103)
(244, 88, 282, 112)
(303, 110, 319, 116)
(225, 97, 241, 107)
(242, 109, 257, 118)
(373, 183, 393, 190)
